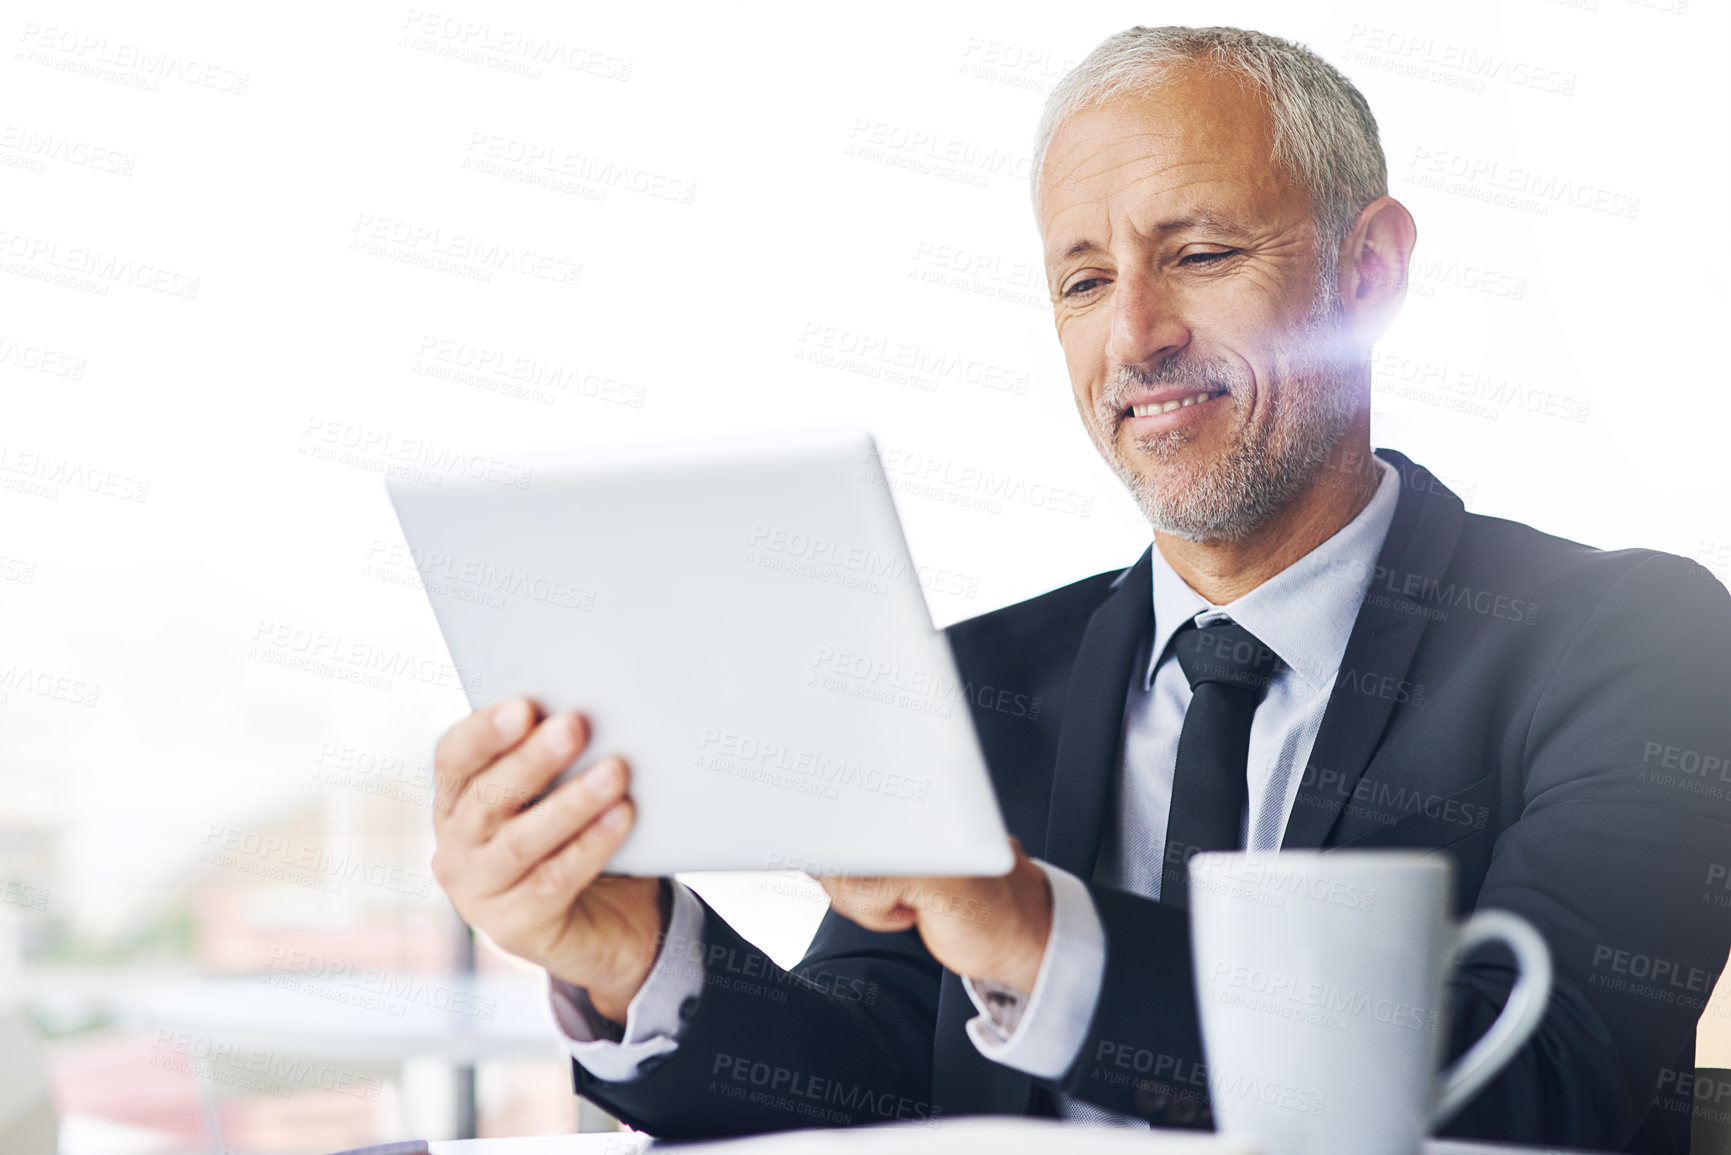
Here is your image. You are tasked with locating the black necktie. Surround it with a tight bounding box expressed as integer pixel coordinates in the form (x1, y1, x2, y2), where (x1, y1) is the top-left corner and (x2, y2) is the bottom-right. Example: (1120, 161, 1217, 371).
(1160, 618, 1280, 909)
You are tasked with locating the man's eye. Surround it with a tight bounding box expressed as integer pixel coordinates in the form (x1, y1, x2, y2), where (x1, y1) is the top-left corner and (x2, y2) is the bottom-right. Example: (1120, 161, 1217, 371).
(1181, 250, 1235, 265)
(1063, 277, 1107, 297)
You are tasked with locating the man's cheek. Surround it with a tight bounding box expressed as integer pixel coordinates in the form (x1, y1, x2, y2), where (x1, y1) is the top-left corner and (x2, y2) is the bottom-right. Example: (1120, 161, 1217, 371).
(1052, 309, 1090, 360)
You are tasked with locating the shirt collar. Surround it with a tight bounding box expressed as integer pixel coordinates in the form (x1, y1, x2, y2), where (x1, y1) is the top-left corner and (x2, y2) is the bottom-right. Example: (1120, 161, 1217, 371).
(1143, 453, 1402, 691)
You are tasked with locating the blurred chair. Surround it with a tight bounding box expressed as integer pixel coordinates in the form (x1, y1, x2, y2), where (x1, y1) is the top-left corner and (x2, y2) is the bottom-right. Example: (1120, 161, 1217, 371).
(0, 1005, 58, 1155)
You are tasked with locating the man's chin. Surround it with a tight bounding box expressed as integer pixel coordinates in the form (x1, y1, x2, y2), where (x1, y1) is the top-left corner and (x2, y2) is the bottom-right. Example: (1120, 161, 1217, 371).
(1113, 445, 1267, 543)
(1118, 427, 1215, 474)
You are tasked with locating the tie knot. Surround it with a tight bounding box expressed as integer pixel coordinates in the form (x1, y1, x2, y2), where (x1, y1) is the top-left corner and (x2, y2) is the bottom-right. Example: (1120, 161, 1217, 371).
(1172, 619, 1279, 698)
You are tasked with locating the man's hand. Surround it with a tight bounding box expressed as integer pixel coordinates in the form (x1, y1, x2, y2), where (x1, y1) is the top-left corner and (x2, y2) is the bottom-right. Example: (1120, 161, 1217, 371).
(430, 697, 667, 1023)
(818, 839, 1053, 994)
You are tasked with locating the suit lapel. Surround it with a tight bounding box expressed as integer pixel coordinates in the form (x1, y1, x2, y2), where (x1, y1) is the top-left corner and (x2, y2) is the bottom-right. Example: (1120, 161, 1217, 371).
(937, 549, 1151, 1120)
(1281, 448, 1466, 849)
(943, 451, 1460, 1117)
(1041, 546, 1154, 875)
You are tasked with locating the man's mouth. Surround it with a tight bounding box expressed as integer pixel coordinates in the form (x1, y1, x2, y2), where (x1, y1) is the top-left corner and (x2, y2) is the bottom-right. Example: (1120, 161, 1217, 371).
(1126, 389, 1227, 418)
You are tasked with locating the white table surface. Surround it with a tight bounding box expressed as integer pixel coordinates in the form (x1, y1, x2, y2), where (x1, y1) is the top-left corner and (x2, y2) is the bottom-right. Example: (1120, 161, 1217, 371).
(426, 1117, 1602, 1154)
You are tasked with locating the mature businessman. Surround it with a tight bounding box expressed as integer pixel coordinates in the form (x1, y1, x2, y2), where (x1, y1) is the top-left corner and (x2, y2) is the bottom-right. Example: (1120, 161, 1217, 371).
(428, 26, 1731, 1152)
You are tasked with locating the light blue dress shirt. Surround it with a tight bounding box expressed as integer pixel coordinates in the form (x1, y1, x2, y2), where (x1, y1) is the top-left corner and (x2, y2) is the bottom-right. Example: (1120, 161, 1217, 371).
(552, 455, 1404, 1114)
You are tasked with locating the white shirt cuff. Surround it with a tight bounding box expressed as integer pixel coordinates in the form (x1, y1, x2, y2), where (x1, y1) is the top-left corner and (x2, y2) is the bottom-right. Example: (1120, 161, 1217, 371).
(962, 859, 1106, 1081)
(548, 880, 707, 1083)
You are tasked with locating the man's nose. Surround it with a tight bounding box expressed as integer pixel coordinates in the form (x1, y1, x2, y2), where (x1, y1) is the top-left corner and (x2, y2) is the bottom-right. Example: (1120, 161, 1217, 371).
(1108, 271, 1188, 370)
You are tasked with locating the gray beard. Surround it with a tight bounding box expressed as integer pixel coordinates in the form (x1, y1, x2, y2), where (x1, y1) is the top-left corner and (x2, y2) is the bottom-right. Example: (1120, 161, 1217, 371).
(1088, 279, 1362, 543)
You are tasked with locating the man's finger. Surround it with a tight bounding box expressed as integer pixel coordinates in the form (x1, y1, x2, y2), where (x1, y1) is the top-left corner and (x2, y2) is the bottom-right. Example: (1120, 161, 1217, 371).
(830, 900, 919, 933)
(519, 797, 637, 905)
(818, 875, 898, 907)
(450, 712, 591, 844)
(433, 698, 538, 828)
(477, 758, 631, 893)
(821, 875, 920, 931)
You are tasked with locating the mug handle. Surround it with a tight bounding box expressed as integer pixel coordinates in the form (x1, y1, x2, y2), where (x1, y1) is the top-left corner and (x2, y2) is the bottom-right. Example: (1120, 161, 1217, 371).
(1432, 909, 1553, 1126)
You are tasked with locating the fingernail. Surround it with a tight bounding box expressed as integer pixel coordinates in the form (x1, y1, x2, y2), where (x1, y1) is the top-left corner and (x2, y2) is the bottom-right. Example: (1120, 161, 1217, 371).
(600, 801, 630, 828)
(493, 701, 528, 741)
(583, 759, 622, 797)
(539, 717, 575, 757)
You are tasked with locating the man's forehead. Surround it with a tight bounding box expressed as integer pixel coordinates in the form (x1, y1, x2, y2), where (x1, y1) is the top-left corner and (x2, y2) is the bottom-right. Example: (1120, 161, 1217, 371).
(1040, 66, 1275, 189)
(1036, 70, 1291, 256)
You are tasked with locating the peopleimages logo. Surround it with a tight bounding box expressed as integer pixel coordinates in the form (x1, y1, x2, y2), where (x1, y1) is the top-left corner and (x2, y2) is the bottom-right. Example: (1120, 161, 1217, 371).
(1193, 858, 1378, 912)
(695, 728, 930, 803)
(301, 416, 536, 489)
(808, 647, 1042, 720)
(266, 947, 497, 1019)
(860, 445, 1094, 518)
(1207, 962, 1441, 1033)
(709, 1053, 942, 1125)
(0, 444, 150, 502)
(0, 229, 199, 298)
(747, 526, 980, 599)
(795, 321, 1030, 396)
(15, 22, 251, 94)
(364, 538, 597, 611)
(149, 1030, 381, 1100)
(1588, 944, 1720, 1009)
(200, 825, 435, 897)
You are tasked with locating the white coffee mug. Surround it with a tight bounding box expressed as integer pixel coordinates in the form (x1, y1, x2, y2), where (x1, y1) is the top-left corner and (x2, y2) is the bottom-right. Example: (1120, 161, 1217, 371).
(1188, 850, 1552, 1155)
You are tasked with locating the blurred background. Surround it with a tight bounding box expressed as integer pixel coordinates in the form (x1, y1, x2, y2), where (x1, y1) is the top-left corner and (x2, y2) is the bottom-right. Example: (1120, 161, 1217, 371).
(2, 0, 1726, 1151)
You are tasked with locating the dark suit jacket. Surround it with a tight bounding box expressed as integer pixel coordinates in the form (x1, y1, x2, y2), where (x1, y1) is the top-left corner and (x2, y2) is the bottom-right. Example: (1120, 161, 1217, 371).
(570, 448, 1731, 1152)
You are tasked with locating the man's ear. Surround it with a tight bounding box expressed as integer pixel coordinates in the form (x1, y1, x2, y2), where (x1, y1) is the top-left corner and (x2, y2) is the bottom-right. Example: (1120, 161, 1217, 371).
(1336, 197, 1418, 349)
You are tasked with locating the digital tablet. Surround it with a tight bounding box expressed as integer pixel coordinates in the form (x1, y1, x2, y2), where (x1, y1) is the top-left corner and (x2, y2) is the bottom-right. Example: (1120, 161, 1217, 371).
(384, 427, 1013, 876)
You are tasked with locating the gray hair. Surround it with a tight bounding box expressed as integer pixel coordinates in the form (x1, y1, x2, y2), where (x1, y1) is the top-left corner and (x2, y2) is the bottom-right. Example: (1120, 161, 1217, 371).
(1032, 26, 1387, 277)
